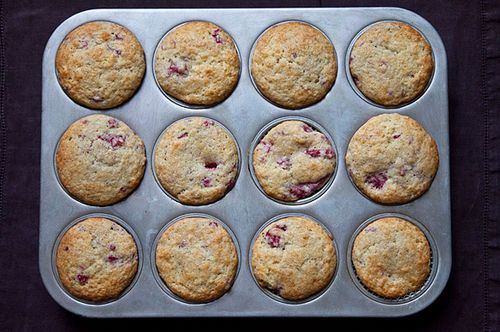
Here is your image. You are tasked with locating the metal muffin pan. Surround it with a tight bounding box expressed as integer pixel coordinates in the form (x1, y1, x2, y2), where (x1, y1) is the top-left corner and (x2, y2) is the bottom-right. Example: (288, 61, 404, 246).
(40, 7, 450, 317)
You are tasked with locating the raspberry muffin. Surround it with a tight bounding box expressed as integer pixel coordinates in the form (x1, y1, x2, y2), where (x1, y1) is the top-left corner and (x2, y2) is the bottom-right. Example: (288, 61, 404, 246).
(56, 114, 146, 206)
(251, 21, 337, 109)
(352, 217, 431, 298)
(154, 21, 240, 106)
(349, 21, 433, 106)
(252, 120, 336, 202)
(155, 217, 238, 303)
(56, 21, 145, 109)
(345, 113, 438, 204)
(154, 117, 238, 205)
(56, 217, 139, 302)
(251, 215, 336, 301)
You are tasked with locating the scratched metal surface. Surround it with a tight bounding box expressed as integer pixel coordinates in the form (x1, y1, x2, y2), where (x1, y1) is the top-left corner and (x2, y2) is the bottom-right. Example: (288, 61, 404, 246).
(40, 7, 450, 317)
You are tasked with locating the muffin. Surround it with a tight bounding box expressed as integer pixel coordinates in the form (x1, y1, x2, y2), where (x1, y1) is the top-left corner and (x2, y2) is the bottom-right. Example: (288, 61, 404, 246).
(345, 113, 438, 204)
(251, 216, 336, 301)
(56, 21, 145, 109)
(251, 21, 337, 109)
(56, 114, 146, 206)
(252, 120, 336, 202)
(154, 21, 240, 106)
(352, 217, 431, 298)
(154, 117, 238, 205)
(155, 217, 238, 303)
(56, 217, 139, 302)
(349, 21, 433, 106)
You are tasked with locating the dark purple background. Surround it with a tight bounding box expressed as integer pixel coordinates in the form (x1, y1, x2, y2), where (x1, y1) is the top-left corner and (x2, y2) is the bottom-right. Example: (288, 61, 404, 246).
(0, 0, 498, 331)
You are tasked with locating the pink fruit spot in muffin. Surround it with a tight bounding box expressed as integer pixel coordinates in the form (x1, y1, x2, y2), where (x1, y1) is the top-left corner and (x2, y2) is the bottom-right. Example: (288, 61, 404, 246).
(90, 96, 103, 103)
(226, 178, 236, 191)
(277, 157, 291, 170)
(106, 43, 122, 56)
(305, 149, 322, 158)
(107, 255, 119, 263)
(303, 125, 313, 133)
(177, 132, 188, 139)
(107, 119, 119, 128)
(205, 162, 218, 169)
(393, 134, 401, 139)
(399, 167, 407, 176)
(365, 173, 388, 189)
(98, 133, 126, 148)
(109, 244, 116, 251)
(275, 224, 287, 231)
(260, 140, 273, 154)
(202, 177, 212, 187)
(289, 180, 324, 199)
(168, 62, 188, 77)
(264, 231, 282, 248)
(208, 220, 219, 227)
(325, 148, 335, 159)
(202, 120, 215, 127)
(76, 274, 89, 285)
(292, 52, 298, 59)
(179, 240, 188, 248)
(212, 29, 223, 44)
(365, 227, 377, 233)
(80, 119, 88, 124)
(113, 32, 124, 40)
(78, 40, 88, 49)
(349, 56, 353, 65)
(119, 186, 128, 193)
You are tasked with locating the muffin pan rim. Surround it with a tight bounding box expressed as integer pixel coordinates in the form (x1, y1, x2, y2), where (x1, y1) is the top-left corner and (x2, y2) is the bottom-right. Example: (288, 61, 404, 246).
(40, 7, 450, 317)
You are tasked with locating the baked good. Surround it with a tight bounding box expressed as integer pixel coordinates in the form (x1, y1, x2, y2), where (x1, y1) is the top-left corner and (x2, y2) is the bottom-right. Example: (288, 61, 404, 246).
(345, 113, 438, 204)
(252, 120, 335, 202)
(154, 117, 238, 205)
(349, 21, 433, 106)
(352, 217, 431, 298)
(154, 21, 240, 106)
(251, 21, 337, 109)
(56, 21, 145, 109)
(251, 215, 336, 301)
(155, 217, 238, 302)
(56, 114, 146, 206)
(56, 217, 138, 302)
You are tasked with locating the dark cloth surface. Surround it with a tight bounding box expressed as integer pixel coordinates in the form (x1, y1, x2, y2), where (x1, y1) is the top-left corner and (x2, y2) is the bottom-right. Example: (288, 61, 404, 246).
(0, 0, 498, 330)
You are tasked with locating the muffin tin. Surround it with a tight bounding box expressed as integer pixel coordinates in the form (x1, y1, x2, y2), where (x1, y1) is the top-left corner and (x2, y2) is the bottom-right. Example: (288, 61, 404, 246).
(40, 8, 450, 317)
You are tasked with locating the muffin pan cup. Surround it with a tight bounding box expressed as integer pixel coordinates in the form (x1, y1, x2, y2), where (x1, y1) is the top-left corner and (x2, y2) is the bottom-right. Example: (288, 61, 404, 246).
(40, 7, 450, 317)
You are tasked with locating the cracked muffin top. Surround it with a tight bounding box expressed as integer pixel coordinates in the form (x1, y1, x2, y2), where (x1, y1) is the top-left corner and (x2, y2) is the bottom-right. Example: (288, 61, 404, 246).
(154, 21, 240, 106)
(349, 21, 433, 106)
(56, 21, 145, 109)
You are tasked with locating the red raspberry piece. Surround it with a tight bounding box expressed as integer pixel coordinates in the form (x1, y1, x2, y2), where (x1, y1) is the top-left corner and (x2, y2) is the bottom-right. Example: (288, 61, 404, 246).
(81, 119, 88, 124)
(324, 148, 335, 159)
(205, 162, 218, 169)
(202, 177, 212, 187)
(208, 220, 219, 227)
(106, 43, 122, 56)
(303, 125, 313, 133)
(113, 32, 124, 40)
(107, 119, 119, 128)
(264, 230, 282, 248)
(107, 255, 119, 263)
(225, 178, 236, 191)
(289, 180, 324, 199)
(212, 29, 223, 44)
(305, 149, 322, 158)
(177, 132, 188, 139)
(168, 62, 188, 77)
(277, 157, 291, 170)
(76, 274, 89, 285)
(274, 224, 287, 231)
(202, 120, 215, 127)
(78, 40, 88, 49)
(179, 240, 188, 248)
(109, 244, 116, 251)
(260, 140, 272, 154)
(365, 227, 377, 233)
(365, 173, 388, 189)
(393, 134, 401, 139)
(98, 133, 126, 148)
